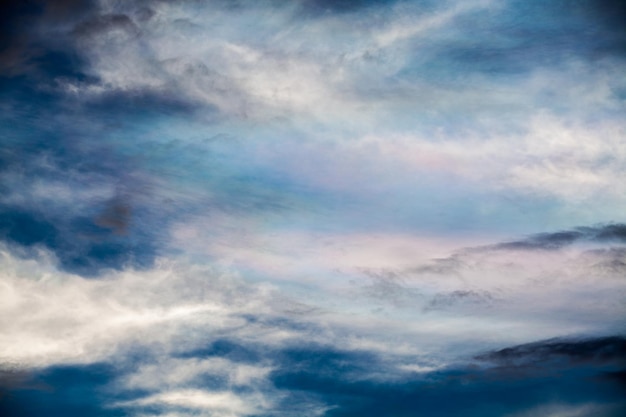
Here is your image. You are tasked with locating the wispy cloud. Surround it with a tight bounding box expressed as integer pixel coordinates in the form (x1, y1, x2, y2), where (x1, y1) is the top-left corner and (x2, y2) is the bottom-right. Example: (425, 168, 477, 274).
(2, 0, 625, 416)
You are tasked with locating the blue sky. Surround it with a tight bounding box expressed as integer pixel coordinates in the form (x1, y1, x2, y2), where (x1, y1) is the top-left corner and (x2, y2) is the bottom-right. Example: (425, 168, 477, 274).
(1, 1, 625, 416)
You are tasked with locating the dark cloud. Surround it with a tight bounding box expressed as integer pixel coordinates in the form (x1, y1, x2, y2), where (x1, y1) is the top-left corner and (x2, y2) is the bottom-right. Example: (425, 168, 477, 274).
(490, 224, 626, 251)
(3, 336, 625, 417)
(0, 0, 95, 77)
(588, 224, 626, 241)
(495, 230, 585, 250)
(299, 0, 399, 15)
(270, 340, 626, 417)
(476, 336, 626, 368)
(72, 14, 139, 39)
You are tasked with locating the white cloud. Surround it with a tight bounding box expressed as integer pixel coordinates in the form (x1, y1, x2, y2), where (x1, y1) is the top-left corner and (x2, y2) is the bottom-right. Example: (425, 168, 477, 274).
(120, 356, 272, 391)
(60, 0, 503, 127)
(1, 225, 625, 413)
(49, 0, 625, 218)
(373, 0, 496, 48)
(0, 246, 280, 415)
(0, 246, 270, 368)
(116, 389, 263, 417)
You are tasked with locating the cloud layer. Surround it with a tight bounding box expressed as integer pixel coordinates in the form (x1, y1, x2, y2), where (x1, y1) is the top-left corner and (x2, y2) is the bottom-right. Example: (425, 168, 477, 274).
(1, 0, 625, 416)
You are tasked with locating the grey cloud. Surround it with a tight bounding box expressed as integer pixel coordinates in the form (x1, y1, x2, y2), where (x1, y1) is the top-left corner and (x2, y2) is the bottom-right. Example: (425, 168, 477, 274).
(359, 268, 424, 308)
(0, 369, 37, 399)
(587, 224, 626, 242)
(475, 336, 626, 369)
(424, 290, 494, 312)
(486, 224, 626, 252)
(408, 256, 464, 276)
(353, 223, 626, 315)
(0, 0, 95, 77)
(72, 14, 139, 39)
(585, 247, 626, 275)
(493, 230, 585, 251)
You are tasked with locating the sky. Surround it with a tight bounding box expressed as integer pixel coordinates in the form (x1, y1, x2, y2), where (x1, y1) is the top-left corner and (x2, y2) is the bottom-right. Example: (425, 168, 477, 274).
(0, 0, 625, 416)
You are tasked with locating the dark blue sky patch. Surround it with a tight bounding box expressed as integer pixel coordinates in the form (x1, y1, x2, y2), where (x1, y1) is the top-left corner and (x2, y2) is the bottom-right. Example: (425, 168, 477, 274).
(176, 339, 263, 364)
(0, 209, 58, 247)
(0, 0, 96, 79)
(299, 0, 400, 16)
(0, 363, 128, 417)
(277, 346, 380, 378)
(85, 89, 207, 121)
(581, 0, 626, 47)
(397, 0, 626, 85)
(0, 111, 161, 275)
(0, 29, 191, 276)
(268, 338, 626, 417)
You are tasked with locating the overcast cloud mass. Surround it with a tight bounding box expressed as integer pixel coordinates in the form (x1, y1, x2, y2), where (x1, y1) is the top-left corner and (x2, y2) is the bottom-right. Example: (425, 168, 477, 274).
(1, 0, 625, 416)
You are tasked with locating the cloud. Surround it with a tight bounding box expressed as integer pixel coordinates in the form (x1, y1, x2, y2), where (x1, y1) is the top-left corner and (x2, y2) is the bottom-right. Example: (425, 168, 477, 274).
(491, 224, 626, 251)
(299, 0, 395, 16)
(2, 1, 626, 416)
(505, 403, 623, 417)
(269, 337, 626, 417)
(424, 290, 495, 312)
(0, 247, 298, 416)
(4, 337, 624, 417)
(1, 235, 625, 416)
(348, 224, 626, 345)
(0, 0, 95, 77)
(0, 130, 160, 275)
(72, 13, 138, 39)
(475, 336, 626, 367)
(116, 389, 263, 417)
(0, 363, 125, 417)
(3, 0, 626, 257)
